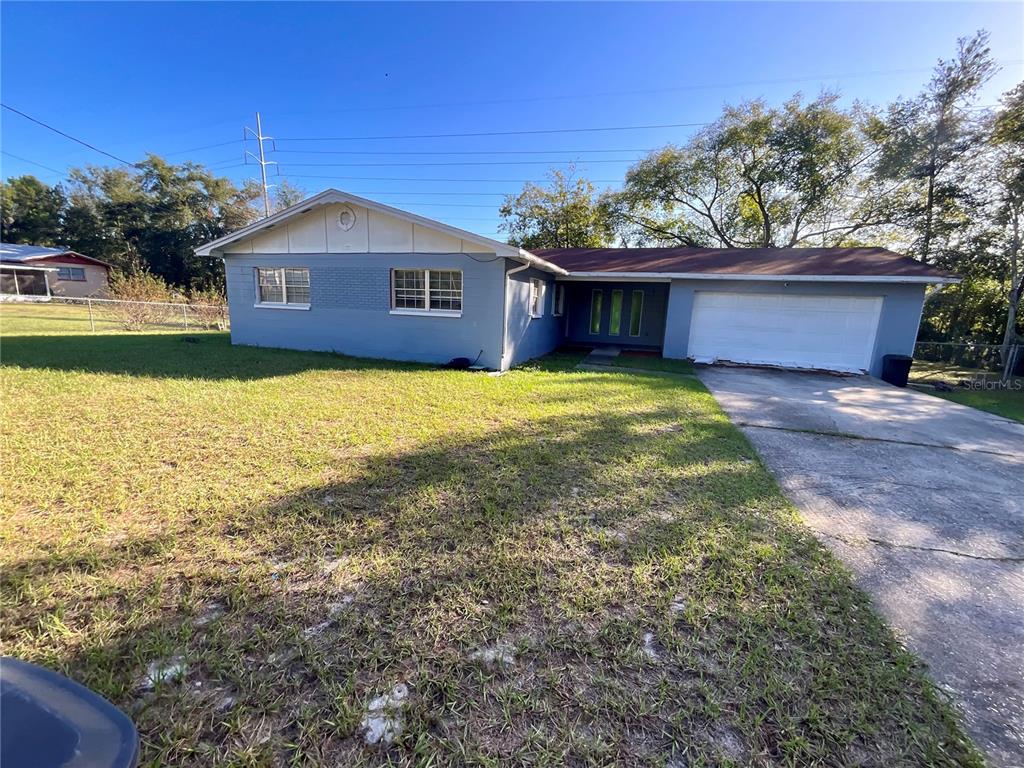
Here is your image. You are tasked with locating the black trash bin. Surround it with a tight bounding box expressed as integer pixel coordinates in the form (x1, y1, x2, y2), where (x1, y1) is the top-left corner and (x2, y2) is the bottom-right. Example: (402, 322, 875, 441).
(881, 354, 914, 387)
(1, 657, 139, 768)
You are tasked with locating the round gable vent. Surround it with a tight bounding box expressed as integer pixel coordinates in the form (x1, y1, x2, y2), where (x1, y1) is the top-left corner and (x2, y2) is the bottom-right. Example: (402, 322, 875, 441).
(337, 204, 357, 231)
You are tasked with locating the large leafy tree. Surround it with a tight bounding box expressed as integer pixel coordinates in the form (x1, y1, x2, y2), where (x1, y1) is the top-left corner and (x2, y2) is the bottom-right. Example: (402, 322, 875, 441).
(607, 93, 880, 248)
(0, 175, 67, 245)
(273, 180, 307, 212)
(3, 158, 262, 290)
(499, 168, 613, 248)
(867, 31, 998, 265)
(990, 83, 1024, 355)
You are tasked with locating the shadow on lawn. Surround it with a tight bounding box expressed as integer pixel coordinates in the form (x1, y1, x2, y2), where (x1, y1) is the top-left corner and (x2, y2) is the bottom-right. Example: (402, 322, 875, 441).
(3, 391, 979, 766)
(0, 332, 429, 381)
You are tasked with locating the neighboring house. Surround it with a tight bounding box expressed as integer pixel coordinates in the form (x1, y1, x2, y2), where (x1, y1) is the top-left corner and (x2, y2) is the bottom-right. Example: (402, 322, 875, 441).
(196, 189, 957, 376)
(0, 243, 112, 299)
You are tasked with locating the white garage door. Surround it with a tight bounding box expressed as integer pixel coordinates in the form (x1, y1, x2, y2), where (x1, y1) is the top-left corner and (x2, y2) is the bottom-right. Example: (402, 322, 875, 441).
(687, 292, 883, 373)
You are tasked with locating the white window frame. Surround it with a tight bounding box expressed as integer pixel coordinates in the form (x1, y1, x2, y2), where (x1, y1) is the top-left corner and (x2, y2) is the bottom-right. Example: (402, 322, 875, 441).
(254, 267, 311, 310)
(552, 284, 565, 317)
(57, 266, 87, 281)
(389, 268, 463, 318)
(529, 278, 545, 318)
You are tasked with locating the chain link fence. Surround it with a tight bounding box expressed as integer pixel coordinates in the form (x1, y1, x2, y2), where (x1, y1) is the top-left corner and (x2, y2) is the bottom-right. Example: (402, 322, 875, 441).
(913, 340, 1022, 383)
(0, 294, 228, 333)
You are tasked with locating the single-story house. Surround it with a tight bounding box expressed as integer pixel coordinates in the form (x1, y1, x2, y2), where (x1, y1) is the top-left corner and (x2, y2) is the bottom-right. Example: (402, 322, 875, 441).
(0, 243, 112, 299)
(195, 189, 957, 375)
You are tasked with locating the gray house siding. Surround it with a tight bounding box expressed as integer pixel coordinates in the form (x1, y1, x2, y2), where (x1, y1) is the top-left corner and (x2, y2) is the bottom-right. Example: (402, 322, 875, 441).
(564, 281, 669, 347)
(662, 279, 927, 376)
(225, 252, 506, 369)
(504, 263, 564, 367)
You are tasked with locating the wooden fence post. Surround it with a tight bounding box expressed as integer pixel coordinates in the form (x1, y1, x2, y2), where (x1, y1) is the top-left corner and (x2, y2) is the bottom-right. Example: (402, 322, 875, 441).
(87, 298, 95, 332)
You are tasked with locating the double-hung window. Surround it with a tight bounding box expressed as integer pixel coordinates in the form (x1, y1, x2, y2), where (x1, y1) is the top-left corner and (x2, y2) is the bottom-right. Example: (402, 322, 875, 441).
(57, 267, 86, 281)
(529, 278, 545, 318)
(255, 267, 310, 307)
(391, 269, 462, 315)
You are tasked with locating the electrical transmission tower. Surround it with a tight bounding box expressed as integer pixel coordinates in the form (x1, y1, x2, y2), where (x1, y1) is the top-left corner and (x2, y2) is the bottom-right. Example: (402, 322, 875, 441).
(244, 112, 277, 217)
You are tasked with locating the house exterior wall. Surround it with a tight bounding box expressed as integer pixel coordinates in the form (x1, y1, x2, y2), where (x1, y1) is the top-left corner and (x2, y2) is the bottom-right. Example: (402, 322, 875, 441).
(224, 252, 506, 369)
(504, 263, 564, 368)
(563, 281, 669, 347)
(49, 263, 110, 298)
(662, 279, 927, 376)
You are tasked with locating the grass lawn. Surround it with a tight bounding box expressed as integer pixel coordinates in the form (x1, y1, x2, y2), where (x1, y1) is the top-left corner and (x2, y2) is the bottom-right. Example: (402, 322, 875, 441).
(925, 386, 1024, 423)
(910, 359, 1024, 423)
(606, 354, 696, 376)
(0, 323, 979, 766)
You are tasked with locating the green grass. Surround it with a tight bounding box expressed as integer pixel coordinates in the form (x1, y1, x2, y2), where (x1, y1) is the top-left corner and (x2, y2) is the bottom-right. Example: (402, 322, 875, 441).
(0, 300, 221, 336)
(0, 323, 980, 766)
(926, 386, 1024, 423)
(909, 358, 1024, 423)
(605, 353, 696, 375)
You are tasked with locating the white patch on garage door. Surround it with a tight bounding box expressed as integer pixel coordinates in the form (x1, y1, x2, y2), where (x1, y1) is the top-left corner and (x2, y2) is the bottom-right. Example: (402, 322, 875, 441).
(687, 292, 883, 373)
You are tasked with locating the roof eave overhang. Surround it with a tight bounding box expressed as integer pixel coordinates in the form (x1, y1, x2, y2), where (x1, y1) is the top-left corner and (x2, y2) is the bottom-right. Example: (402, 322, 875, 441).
(0, 262, 59, 272)
(555, 271, 960, 285)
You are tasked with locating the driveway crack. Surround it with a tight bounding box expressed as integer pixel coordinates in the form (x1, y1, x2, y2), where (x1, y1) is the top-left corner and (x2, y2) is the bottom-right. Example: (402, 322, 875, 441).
(736, 422, 1020, 458)
(818, 531, 1024, 562)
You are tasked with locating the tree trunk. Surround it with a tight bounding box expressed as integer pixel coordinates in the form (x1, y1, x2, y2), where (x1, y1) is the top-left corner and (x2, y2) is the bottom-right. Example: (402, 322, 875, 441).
(1001, 201, 1022, 361)
(921, 102, 951, 263)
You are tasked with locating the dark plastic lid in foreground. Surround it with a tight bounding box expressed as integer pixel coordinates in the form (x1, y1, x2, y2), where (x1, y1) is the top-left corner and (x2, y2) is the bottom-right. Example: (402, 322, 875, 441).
(1, 656, 139, 768)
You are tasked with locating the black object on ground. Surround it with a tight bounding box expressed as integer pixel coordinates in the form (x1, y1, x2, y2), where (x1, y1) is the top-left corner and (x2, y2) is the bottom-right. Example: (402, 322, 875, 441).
(881, 354, 914, 388)
(0, 656, 139, 768)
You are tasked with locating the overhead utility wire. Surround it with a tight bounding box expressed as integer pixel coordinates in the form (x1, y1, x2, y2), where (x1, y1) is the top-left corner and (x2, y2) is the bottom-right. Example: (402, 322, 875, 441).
(286, 174, 622, 183)
(276, 121, 709, 142)
(272, 147, 656, 156)
(1, 150, 66, 175)
(276, 63, 1023, 116)
(279, 158, 641, 167)
(1, 104, 135, 166)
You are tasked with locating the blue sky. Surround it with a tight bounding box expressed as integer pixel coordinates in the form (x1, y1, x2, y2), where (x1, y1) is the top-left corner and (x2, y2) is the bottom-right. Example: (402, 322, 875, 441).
(2, 1, 1021, 237)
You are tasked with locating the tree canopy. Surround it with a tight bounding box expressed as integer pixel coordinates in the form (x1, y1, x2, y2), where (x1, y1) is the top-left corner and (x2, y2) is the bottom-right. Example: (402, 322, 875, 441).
(498, 168, 613, 249)
(499, 31, 1020, 345)
(0, 157, 306, 290)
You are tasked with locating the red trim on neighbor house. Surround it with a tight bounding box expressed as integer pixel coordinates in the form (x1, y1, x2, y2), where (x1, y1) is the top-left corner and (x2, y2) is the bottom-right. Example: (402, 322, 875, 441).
(27, 254, 112, 271)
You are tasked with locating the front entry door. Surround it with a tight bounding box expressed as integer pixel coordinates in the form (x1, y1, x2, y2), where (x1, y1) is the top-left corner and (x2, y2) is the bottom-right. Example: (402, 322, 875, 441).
(586, 286, 654, 344)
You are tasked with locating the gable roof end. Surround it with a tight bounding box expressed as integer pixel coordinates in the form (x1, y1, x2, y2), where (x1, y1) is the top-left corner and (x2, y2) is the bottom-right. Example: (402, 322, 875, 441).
(194, 189, 567, 275)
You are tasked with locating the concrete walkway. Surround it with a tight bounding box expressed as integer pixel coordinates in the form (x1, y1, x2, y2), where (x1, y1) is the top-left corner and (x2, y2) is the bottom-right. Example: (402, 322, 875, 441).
(698, 367, 1024, 767)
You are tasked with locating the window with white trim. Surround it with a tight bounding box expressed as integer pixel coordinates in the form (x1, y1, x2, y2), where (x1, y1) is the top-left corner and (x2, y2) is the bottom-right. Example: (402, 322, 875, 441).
(391, 269, 462, 313)
(57, 267, 86, 281)
(529, 278, 544, 318)
(256, 267, 310, 306)
(552, 284, 565, 317)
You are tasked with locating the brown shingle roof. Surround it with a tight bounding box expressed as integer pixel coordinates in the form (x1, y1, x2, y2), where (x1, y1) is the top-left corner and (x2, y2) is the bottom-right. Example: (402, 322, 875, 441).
(531, 247, 955, 280)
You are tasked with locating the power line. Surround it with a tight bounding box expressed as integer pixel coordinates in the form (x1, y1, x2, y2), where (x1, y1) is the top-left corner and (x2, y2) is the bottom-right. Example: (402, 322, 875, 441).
(276, 121, 709, 142)
(1, 150, 66, 176)
(279, 158, 639, 168)
(285, 174, 624, 183)
(164, 139, 245, 157)
(1, 103, 135, 166)
(349, 200, 497, 208)
(274, 63, 1024, 116)
(272, 147, 656, 156)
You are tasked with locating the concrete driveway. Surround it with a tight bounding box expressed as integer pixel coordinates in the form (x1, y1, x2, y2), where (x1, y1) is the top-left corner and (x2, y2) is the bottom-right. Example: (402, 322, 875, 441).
(698, 367, 1024, 767)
